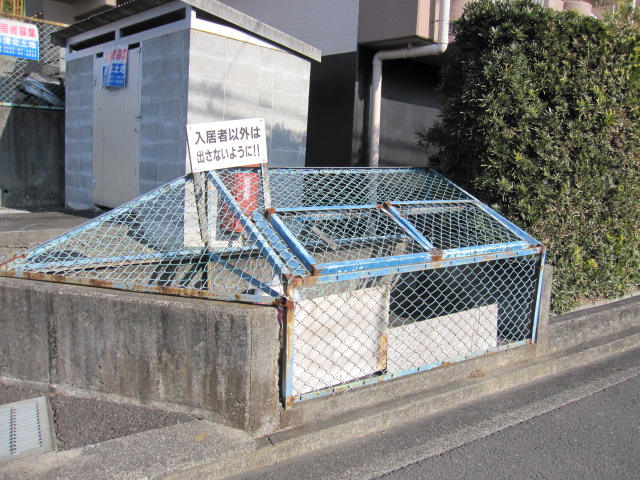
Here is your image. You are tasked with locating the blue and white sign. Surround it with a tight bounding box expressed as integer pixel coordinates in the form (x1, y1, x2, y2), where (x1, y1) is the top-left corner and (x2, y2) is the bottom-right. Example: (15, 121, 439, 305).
(0, 19, 39, 60)
(103, 45, 128, 88)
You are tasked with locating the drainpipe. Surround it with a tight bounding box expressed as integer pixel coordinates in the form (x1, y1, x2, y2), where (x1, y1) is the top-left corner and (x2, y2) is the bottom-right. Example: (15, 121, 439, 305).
(368, 0, 451, 167)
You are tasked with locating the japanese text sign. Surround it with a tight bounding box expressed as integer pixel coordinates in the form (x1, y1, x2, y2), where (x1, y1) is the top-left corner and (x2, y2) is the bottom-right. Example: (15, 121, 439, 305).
(186, 118, 268, 172)
(103, 45, 127, 88)
(0, 19, 39, 60)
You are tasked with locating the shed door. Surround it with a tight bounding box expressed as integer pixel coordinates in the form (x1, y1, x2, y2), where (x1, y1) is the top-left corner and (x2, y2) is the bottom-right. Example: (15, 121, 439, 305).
(93, 47, 141, 208)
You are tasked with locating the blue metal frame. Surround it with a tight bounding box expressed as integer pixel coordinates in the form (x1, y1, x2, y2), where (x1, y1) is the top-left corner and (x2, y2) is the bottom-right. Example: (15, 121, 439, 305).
(266, 212, 317, 273)
(441, 241, 536, 259)
(252, 212, 307, 276)
(293, 246, 545, 286)
(207, 171, 291, 278)
(382, 202, 437, 250)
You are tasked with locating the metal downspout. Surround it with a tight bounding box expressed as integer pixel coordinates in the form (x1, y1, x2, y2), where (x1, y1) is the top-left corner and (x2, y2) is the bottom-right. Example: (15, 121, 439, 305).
(368, 0, 451, 167)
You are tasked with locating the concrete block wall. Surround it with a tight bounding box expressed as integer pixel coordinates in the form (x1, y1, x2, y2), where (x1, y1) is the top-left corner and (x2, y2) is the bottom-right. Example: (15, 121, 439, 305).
(64, 55, 95, 210)
(188, 30, 310, 167)
(0, 277, 282, 435)
(139, 30, 191, 195)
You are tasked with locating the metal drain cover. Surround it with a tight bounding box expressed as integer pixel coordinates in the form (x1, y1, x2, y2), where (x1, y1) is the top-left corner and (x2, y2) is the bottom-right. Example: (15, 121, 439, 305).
(0, 397, 54, 462)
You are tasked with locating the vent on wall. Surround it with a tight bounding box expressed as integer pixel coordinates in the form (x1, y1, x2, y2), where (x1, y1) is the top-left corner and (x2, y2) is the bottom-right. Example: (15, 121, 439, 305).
(0, 397, 54, 463)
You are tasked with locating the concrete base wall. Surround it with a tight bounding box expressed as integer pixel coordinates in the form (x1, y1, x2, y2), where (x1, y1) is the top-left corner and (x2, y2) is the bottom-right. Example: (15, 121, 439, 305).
(0, 277, 281, 435)
(0, 266, 554, 438)
(0, 106, 65, 209)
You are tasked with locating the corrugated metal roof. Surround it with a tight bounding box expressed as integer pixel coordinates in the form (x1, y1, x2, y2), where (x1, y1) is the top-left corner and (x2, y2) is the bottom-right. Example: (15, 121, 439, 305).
(50, 0, 321, 61)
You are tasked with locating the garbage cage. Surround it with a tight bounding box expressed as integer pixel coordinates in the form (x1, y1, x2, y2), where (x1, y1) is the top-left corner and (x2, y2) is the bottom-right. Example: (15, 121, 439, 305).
(0, 167, 546, 407)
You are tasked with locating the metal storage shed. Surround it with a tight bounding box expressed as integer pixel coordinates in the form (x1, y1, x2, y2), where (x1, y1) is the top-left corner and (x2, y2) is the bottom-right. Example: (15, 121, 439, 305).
(0, 167, 546, 406)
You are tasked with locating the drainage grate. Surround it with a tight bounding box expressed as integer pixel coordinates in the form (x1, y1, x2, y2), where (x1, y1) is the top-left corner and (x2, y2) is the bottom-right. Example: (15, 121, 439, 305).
(0, 397, 54, 462)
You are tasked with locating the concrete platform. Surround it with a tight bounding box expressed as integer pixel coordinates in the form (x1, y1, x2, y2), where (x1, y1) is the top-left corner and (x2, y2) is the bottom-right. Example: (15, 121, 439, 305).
(0, 209, 97, 264)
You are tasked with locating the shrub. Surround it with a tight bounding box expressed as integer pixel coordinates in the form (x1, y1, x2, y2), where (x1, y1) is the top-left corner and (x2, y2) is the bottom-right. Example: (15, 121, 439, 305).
(417, 0, 640, 313)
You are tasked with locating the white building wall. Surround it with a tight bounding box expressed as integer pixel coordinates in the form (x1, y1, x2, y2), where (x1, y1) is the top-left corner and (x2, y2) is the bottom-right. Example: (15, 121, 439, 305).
(219, 0, 359, 55)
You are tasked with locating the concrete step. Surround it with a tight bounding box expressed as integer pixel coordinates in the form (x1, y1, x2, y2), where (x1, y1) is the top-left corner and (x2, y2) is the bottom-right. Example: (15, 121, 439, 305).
(547, 294, 640, 352)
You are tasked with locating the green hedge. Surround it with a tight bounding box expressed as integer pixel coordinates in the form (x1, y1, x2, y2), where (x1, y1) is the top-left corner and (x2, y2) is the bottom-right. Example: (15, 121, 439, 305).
(418, 0, 640, 313)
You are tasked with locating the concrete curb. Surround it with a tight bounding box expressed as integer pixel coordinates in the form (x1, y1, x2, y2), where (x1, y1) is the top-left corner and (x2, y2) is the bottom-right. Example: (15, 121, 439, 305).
(0, 295, 637, 480)
(0, 420, 256, 480)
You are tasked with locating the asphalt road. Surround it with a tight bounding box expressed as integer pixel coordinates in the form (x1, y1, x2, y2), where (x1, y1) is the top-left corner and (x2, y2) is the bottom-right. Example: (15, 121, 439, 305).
(382, 373, 640, 479)
(231, 346, 640, 480)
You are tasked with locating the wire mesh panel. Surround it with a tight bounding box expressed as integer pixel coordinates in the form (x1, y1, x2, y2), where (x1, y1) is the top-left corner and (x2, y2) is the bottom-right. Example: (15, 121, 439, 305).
(273, 207, 427, 266)
(0, 168, 288, 304)
(0, 14, 66, 108)
(287, 254, 542, 400)
(0, 167, 545, 406)
(269, 168, 471, 208)
(395, 202, 521, 250)
(291, 278, 392, 395)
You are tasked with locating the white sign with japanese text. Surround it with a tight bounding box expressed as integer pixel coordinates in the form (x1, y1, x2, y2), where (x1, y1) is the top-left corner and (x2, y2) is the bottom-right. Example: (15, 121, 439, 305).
(186, 118, 268, 172)
(0, 19, 39, 60)
(103, 45, 128, 88)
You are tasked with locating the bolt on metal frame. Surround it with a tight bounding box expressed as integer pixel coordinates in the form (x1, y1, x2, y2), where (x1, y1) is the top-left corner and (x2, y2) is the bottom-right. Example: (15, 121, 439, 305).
(0, 167, 546, 406)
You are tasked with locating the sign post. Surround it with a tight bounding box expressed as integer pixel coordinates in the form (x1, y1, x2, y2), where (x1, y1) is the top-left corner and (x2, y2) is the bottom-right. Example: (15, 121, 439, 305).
(186, 118, 271, 250)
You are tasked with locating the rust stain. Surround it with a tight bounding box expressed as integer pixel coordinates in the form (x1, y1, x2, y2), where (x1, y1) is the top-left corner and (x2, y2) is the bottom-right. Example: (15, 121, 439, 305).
(428, 248, 444, 261)
(288, 272, 321, 288)
(194, 433, 209, 443)
(287, 275, 306, 289)
(377, 331, 389, 370)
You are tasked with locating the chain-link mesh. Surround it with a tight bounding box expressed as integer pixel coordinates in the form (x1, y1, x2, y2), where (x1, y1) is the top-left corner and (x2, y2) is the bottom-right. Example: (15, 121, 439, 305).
(0, 168, 285, 303)
(269, 168, 471, 208)
(275, 207, 425, 265)
(0, 167, 544, 403)
(291, 254, 541, 397)
(397, 203, 521, 250)
(0, 14, 66, 108)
